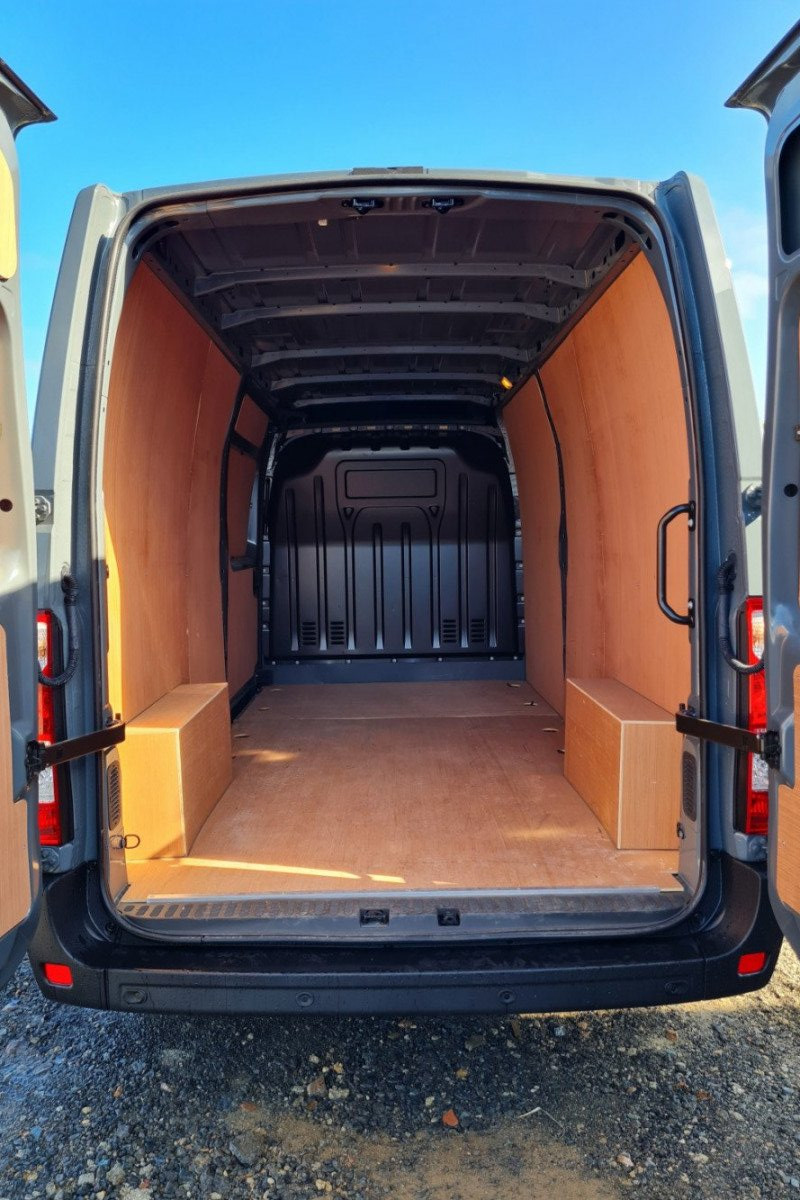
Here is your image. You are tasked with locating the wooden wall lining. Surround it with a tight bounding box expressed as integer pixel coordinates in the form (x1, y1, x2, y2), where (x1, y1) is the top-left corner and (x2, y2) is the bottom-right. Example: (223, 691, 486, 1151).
(502, 380, 563, 711)
(235, 396, 269, 446)
(777, 665, 800, 914)
(104, 266, 239, 720)
(226, 448, 258, 558)
(227, 569, 259, 697)
(188, 333, 239, 685)
(504, 253, 691, 715)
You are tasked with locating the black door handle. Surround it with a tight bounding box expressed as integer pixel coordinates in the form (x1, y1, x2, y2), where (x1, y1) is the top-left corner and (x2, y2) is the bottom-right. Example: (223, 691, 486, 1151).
(657, 502, 695, 627)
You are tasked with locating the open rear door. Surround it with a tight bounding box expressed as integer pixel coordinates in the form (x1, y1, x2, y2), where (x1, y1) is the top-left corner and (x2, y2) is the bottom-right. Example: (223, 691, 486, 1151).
(0, 62, 54, 987)
(729, 22, 800, 954)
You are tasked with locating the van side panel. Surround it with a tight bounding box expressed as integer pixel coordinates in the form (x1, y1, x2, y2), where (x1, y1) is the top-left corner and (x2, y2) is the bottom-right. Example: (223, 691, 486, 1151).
(103, 265, 236, 721)
(502, 381, 563, 712)
(189, 350, 240, 683)
(505, 254, 691, 716)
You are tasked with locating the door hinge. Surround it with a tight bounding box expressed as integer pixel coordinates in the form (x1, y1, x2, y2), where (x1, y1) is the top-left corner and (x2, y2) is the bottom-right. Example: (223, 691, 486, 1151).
(676, 708, 781, 769)
(26, 719, 126, 783)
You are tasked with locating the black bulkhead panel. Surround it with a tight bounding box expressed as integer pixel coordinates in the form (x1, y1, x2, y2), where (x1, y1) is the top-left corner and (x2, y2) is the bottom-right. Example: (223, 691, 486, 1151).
(268, 433, 517, 660)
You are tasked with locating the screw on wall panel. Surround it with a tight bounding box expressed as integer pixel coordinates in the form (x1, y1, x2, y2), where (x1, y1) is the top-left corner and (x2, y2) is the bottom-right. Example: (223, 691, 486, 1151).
(34, 493, 53, 525)
(794, 425, 800, 441)
(742, 483, 762, 525)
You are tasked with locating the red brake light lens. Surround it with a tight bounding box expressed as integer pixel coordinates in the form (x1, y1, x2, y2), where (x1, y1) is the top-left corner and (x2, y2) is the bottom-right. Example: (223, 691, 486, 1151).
(42, 962, 73, 987)
(737, 951, 768, 977)
(738, 597, 768, 837)
(746, 598, 766, 724)
(36, 611, 64, 846)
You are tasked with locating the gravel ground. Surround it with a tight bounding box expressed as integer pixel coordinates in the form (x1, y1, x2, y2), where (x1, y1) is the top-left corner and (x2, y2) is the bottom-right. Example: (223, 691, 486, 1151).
(2, 947, 800, 1200)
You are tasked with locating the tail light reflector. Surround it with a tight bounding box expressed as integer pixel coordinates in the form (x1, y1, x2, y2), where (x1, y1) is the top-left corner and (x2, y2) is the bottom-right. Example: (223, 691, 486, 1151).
(42, 962, 73, 987)
(737, 597, 768, 836)
(37, 610, 64, 846)
(737, 951, 768, 976)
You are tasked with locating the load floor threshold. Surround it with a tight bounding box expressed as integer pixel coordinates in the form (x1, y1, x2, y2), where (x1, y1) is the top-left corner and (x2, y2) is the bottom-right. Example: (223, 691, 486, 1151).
(123, 680, 681, 904)
(116, 886, 686, 941)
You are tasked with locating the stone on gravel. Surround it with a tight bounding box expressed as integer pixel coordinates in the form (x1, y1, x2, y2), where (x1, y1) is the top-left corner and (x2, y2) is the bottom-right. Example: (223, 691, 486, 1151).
(230, 1133, 264, 1166)
(106, 1163, 125, 1186)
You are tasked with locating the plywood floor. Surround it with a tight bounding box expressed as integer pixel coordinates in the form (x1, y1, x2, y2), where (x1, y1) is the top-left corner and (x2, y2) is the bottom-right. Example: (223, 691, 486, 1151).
(124, 680, 680, 901)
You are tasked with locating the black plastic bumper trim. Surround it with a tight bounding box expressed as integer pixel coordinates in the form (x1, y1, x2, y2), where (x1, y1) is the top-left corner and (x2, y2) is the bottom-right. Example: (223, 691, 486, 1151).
(28, 854, 783, 1016)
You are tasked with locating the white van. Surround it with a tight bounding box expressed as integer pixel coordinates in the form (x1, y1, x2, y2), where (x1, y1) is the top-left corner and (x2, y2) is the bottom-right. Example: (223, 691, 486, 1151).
(2, 26, 800, 1015)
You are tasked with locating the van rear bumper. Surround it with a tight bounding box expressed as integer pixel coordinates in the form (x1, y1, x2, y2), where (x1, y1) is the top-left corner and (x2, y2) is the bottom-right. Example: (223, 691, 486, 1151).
(28, 854, 782, 1016)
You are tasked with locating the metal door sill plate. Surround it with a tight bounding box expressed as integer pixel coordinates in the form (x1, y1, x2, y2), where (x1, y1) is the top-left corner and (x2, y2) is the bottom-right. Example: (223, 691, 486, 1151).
(116, 884, 687, 942)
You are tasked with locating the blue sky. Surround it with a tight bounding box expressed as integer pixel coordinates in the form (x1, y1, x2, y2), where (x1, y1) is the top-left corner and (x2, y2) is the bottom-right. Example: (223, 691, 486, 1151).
(5, 1, 797, 416)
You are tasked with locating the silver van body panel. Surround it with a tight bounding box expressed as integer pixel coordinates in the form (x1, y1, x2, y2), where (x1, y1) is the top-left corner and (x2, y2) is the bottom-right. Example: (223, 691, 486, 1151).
(30, 163, 759, 939)
(33, 186, 127, 874)
(730, 32, 800, 956)
(0, 62, 52, 986)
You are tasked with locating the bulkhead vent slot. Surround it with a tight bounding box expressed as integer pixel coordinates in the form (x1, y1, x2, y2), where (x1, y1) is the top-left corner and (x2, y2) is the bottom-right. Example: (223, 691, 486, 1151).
(300, 620, 319, 648)
(681, 752, 697, 822)
(107, 762, 122, 828)
(470, 618, 486, 644)
(441, 618, 458, 644)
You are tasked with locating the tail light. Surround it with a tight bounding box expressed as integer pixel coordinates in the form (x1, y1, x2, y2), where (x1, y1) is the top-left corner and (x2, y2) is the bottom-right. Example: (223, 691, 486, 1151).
(737, 951, 768, 976)
(736, 597, 768, 836)
(36, 610, 65, 846)
(41, 962, 73, 987)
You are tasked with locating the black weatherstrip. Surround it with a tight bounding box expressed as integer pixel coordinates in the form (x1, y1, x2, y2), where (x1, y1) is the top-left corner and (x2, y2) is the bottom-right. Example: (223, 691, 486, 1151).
(534, 371, 568, 679)
(220, 376, 249, 666)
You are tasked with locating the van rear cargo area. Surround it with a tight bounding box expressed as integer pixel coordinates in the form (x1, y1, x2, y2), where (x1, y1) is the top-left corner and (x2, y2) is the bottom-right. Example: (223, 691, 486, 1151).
(96, 176, 697, 939)
(121, 681, 680, 906)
